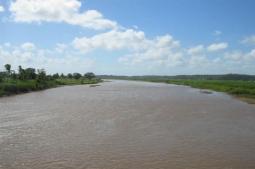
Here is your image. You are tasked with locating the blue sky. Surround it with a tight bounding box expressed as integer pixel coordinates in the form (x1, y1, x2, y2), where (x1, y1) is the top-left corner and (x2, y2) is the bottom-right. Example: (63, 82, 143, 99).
(0, 0, 255, 75)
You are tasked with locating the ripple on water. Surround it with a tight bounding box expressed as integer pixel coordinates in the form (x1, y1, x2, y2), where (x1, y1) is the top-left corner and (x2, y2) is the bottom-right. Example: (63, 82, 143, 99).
(1, 80, 255, 169)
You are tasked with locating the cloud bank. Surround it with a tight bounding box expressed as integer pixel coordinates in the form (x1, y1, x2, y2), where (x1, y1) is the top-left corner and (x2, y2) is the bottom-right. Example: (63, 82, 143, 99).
(0, 42, 95, 73)
(0, 5, 4, 12)
(9, 0, 118, 30)
(0, 0, 254, 74)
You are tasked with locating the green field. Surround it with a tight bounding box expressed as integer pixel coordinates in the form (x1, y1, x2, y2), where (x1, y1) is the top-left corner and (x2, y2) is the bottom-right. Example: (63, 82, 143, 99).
(100, 74, 255, 103)
(167, 80, 255, 101)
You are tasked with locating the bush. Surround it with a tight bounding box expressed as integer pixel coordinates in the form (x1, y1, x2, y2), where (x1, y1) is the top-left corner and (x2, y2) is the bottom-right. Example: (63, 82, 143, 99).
(16, 81, 37, 92)
(0, 83, 18, 95)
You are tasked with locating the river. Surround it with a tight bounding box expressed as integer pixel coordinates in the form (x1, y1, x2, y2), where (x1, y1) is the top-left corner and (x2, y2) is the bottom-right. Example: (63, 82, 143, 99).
(1, 80, 255, 169)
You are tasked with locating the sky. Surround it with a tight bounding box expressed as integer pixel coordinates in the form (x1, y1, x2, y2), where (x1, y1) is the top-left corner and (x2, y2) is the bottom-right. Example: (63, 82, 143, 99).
(0, 0, 255, 75)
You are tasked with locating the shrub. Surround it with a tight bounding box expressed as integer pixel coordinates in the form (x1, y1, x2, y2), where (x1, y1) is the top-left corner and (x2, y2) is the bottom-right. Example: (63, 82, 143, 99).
(0, 83, 18, 94)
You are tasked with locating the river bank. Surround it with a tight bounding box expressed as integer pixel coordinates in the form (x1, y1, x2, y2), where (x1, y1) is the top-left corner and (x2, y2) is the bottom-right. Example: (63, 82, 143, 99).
(101, 76, 255, 104)
(0, 78, 102, 97)
(166, 79, 255, 104)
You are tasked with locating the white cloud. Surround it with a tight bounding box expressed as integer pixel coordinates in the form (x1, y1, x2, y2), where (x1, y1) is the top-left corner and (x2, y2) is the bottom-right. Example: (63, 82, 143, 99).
(9, 0, 117, 30)
(73, 28, 183, 67)
(0, 5, 4, 12)
(188, 55, 209, 67)
(1, 40, 254, 74)
(241, 35, 255, 46)
(187, 45, 204, 55)
(4, 43, 11, 47)
(21, 42, 36, 51)
(247, 49, 255, 60)
(73, 29, 180, 52)
(2, 0, 255, 75)
(207, 42, 228, 52)
(122, 50, 184, 67)
(67, 10, 118, 30)
(71, 27, 255, 72)
(213, 30, 222, 36)
(119, 35, 182, 67)
(73, 29, 149, 53)
(0, 43, 95, 73)
(224, 49, 255, 62)
(224, 51, 244, 61)
(55, 43, 68, 53)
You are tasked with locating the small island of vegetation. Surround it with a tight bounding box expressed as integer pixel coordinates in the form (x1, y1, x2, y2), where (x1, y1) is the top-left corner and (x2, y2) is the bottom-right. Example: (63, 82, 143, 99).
(0, 64, 102, 97)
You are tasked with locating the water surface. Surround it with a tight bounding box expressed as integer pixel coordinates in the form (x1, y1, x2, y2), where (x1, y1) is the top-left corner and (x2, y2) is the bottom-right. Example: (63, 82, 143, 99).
(1, 80, 255, 169)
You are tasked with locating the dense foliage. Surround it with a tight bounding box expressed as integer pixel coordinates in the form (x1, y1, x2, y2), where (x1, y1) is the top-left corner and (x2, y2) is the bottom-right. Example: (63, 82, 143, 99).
(0, 64, 101, 97)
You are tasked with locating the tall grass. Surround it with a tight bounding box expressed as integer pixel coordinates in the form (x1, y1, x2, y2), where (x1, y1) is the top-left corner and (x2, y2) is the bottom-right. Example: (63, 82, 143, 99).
(56, 78, 102, 85)
(167, 80, 255, 99)
(0, 80, 57, 96)
(0, 78, 102, 97)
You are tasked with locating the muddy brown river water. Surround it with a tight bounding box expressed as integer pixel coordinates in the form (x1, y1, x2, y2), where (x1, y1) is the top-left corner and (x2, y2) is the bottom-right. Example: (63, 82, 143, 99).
(1, 80, 255, 169)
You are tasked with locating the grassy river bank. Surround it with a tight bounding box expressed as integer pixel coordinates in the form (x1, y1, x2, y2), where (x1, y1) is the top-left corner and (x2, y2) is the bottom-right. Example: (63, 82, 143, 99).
(100, 74, 255, 104)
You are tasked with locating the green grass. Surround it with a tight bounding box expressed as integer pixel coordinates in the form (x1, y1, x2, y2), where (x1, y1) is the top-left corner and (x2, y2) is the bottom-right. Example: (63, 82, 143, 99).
(0, 78, 102, 97)
(56, 78, 102, 85)
(100, 75, 255, 103)
(0, 80, 57, 96)
(167, 79, 255, 99)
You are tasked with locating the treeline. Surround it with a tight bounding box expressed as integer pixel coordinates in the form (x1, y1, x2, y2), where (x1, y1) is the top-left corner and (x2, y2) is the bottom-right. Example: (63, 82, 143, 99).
(0, 64, 100, 96)
(0, 64, 96, 81)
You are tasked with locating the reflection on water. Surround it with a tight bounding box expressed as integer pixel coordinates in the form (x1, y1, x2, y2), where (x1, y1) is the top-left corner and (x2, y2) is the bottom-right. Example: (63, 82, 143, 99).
(1, 80, 255, 169)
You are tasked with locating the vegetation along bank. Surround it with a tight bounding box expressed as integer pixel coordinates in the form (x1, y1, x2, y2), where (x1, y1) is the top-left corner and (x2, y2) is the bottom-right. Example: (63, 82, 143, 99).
(100, 75, 255, 104)
(0, 64, 102, 97)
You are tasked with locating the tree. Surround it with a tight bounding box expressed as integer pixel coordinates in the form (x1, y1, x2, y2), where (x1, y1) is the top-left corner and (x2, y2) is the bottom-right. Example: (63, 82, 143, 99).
(4, 64, 11, 74)
(73, 73, 82, 79)
(67, 73, 73, 79)
(18, 65, 25, 80)
(24, 68, 36, 79)
(18, 65, 23, 74)
(10, 71, 17, 80)
(35, 69, 47, 89)
(52, 73, 60, 79)
(60, 73, 65, 78)
(37, 69, 46, 81)
(84, 72, 95, 80)
(0, 72, 4, 82)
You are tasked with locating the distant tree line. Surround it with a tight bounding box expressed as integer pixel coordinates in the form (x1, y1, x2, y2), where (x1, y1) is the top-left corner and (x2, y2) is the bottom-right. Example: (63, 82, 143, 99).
(0, 64, 99, 96)
(0, 64, 96, 82)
